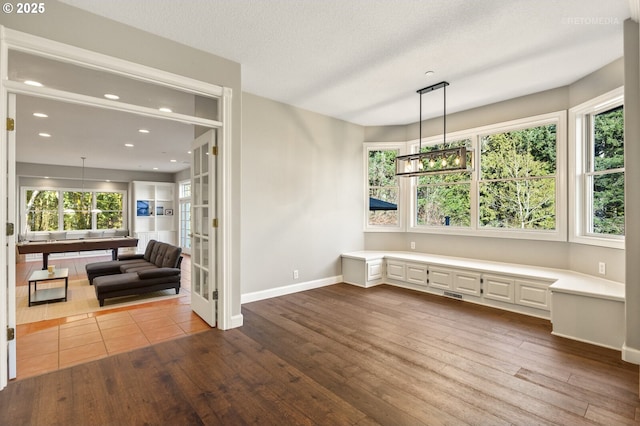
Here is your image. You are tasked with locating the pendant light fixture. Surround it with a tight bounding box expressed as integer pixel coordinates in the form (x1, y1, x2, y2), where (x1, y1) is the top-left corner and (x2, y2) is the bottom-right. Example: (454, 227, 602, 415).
(395, 81, 467, 176)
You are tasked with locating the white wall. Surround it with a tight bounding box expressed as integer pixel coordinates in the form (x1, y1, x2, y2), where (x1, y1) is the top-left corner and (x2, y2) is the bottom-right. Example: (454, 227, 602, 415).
(624, 18, 640, 359)
(241, 93, 364, 296)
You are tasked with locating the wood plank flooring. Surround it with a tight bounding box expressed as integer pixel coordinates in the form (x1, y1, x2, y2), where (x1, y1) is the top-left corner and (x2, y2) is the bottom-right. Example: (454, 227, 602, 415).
(1, 283, 639, 425)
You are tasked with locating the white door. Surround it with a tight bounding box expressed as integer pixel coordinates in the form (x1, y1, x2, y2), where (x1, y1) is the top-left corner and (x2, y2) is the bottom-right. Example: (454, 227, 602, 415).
(190, 130, 216, 326)
(1, 93, 17, 389)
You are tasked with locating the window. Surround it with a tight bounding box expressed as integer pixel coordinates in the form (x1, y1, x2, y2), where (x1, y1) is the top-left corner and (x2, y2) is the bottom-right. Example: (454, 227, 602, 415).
(22, 188, 125, 233)
(365, 144, 403, 230)
(570, 88, 624, 248)
(96, 192, 124, 229)
(405, 112, 565, 240)
(479, 123, 557, 230)
(25, 190, 59, 232)
(179, 181, 192, 251)
(415, 139, 472, 227)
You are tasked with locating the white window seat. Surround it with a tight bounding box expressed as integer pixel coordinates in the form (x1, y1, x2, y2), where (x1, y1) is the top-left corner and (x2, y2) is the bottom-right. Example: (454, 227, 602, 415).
(341, 251, 624, 350)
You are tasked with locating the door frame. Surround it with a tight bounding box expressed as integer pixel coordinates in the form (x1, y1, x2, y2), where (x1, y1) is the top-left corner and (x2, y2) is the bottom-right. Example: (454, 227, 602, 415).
(0, 27, 237, 390)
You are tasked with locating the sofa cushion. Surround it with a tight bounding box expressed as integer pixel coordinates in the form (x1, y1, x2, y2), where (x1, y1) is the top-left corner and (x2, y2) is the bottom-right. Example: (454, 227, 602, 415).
(146, 240, 182, 268)
(143, 240, 157, 261)
(94, 272, 180, 293)
(137, 268, 181, 279)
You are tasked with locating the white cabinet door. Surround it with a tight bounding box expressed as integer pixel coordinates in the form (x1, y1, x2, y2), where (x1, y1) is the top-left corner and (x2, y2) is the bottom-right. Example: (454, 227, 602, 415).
(386, 260, 406, 281)
(367, 260, 383, 282)
(483, 274, 515, 303)
(515, 279, 550, 311)
(429, 266, 453, 290)
(453, 270, 482, 296)
(406, 263, 427, 286)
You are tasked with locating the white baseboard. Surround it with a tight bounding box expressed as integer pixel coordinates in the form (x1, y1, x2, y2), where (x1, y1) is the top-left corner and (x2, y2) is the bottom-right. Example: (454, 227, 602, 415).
(241, 275, 342, 304)
(622, 343, 640, 364)
(551, 331, 621, 351)
(229, 313, 244, 328)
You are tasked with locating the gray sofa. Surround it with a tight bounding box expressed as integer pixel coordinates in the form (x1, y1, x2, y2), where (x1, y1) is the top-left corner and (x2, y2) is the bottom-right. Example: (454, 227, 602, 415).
(85, 240, 182, 306)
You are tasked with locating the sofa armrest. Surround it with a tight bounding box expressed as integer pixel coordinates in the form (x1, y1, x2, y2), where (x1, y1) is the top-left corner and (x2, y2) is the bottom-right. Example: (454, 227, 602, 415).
(118, 254, 145, 261)
(137, 268, 181, 279)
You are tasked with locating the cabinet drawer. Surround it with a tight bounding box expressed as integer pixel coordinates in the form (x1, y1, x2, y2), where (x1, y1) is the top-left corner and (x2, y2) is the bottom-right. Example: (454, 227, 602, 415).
(406, 263, 427, 286)
(386, 260, 406, 281)
(516, 279, 550, 311)
(483, 274, 515, 303)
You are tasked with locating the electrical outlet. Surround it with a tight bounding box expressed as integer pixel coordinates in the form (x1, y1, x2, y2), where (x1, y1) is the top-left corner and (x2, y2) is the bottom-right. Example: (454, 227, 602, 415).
(598, 262, 606, 275)
(293, 269, 299, 279)
(410, 241, 416, 250)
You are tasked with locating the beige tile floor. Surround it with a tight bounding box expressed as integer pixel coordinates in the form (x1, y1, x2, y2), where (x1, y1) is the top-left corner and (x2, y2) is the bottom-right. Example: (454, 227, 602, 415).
(15, 254, 210, 380)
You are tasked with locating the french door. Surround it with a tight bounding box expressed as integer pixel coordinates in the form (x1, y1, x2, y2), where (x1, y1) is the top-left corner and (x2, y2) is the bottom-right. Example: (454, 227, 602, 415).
(190, 130, 217, 326)
(2, 94, 17, 386)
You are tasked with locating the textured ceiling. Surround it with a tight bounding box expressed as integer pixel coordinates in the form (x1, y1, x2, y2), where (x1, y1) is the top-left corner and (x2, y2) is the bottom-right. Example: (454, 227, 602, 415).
(59, 0, 631, 126)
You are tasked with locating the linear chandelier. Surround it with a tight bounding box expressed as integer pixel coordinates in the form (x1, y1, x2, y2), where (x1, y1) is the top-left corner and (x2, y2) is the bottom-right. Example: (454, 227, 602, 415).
(395, 81, 467, 177)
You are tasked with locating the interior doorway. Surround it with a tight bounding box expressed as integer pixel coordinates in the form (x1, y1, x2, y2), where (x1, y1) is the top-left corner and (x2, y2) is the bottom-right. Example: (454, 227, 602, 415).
(1, 26, 234, 390)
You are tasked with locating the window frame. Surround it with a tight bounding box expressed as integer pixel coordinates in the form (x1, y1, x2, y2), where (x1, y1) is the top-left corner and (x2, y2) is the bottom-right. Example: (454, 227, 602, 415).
(569, 87, 624, 249)
(406, 112, 567, 242)
(364, 142, 406, 232)
(21, 186, 127, 234)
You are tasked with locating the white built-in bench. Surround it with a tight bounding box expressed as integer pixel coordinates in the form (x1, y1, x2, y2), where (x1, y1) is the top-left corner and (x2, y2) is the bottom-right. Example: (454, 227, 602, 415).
(341, 251, 625, 350)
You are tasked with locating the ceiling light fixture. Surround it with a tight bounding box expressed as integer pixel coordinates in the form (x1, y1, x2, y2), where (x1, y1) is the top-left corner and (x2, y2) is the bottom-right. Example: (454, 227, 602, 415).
(104, 94, 120, 100)
(24, 80, 43, 87)
(424, 70, 435, 77)
(395, 81, 467, 176)
(170, 159, 177, 163)
(33, 112, 48, 118)
(159, 107, 172, 113)
(38, 132, 51, 138)
(124, 143, 134, 148)
(138, 129, 150, 134)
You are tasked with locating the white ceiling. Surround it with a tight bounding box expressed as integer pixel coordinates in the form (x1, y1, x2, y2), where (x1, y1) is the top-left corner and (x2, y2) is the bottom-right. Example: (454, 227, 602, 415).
(14, 0, 633, 173)
(59, 0, 631, 126)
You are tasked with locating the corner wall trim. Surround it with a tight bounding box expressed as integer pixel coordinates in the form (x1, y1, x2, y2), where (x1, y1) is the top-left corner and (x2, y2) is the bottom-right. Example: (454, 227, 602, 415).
(241, 275, 342, 304)
(622, 344, 640, 364)
(229, 314, 244, 329)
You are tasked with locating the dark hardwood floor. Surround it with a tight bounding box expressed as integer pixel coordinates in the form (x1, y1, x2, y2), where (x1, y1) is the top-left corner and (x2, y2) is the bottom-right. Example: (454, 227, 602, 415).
(1, 283, 639, 425)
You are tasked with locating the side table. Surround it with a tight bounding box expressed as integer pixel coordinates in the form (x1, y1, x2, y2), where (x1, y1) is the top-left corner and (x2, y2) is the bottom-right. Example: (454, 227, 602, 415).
(28, 268, 69, 307)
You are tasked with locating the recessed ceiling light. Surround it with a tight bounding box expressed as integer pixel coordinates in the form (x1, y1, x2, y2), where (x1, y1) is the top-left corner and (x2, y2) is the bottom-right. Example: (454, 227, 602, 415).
(38, 132, 51, 138)
(25, 80, 43, 87)
(124, 143, 134, 148)
(104, 94, 120, 100)
(152, 167, 159, 170)
(424, 71, 435, 77)
(170, 159, 177, 163)
(44, 176, 49, 179)
(33, 112, 48, 118)
(187, 151, 192, 154)
(138, 129, 150, 134)
(159, 107, 172, 113)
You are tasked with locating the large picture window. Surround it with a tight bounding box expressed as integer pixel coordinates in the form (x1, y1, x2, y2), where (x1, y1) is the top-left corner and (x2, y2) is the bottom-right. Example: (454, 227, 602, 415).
(23, 188, 125, 233)
(479, 124, 557, 230)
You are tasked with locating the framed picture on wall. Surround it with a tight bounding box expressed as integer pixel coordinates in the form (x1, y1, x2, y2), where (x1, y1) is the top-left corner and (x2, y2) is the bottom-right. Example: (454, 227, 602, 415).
(156, 206, 164, 216)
